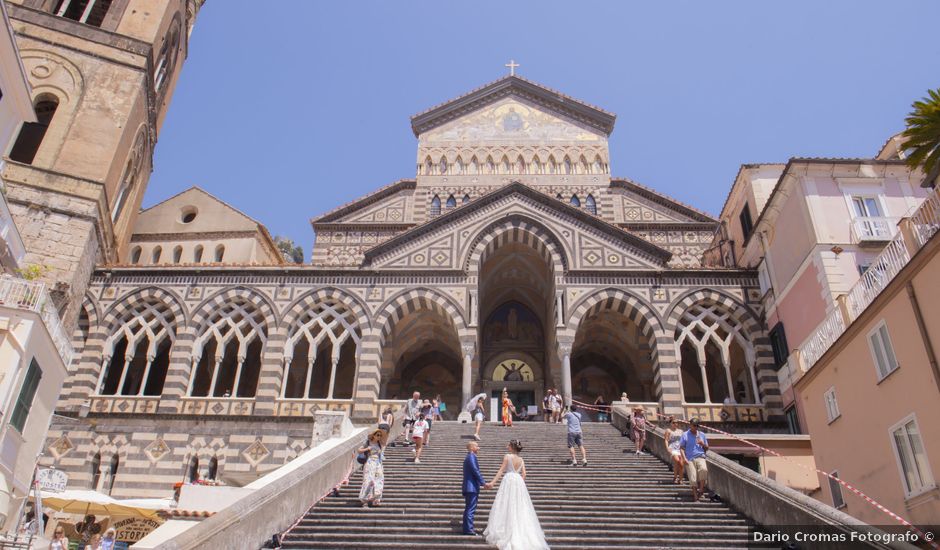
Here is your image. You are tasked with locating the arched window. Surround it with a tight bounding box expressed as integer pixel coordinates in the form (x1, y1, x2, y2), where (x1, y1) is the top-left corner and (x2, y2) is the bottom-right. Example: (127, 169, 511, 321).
(485, 156, 495, 174)
(579, 155, 589, 174)
(172, 246, 183, 263)
(585, 194, 597, 215)
(53, 0, 112, 27)
(98, 298, 176, 397)
(151, 246, 162, 264)
(455, 157, 465, 175)
(130, 246, 142, 264)
(563, 156, 573, 175)
(112, 132, 147, 222)
(445, 195, 457, 209)
(154, 17, 182, 95)
(592, 155, 603, 174)
(193, 245, 204, 263)
(531, 157, 541, 174)
(207, 456, 219, 480)
(570, 194, 581, 208)
(186, 455, 199, 483)
(107, 454, 119, 495)
(438, 157, 448, 175)
(214, 245, 225, 262)
(90, 452, 101, 490)
(283, 300, 361, 400)
(423, 157, 432, 175)
(469, 156, 479, 175)
(500, 156, 510, 174)
(462, 194, 471, 205)
(430, 195, 441, 217)
(9, 96, 59, 165)
(555, 193, 563, 200)
(548, 156, 557, 174)
(515, 156, 526, 174)
(189, 299, 267, 398)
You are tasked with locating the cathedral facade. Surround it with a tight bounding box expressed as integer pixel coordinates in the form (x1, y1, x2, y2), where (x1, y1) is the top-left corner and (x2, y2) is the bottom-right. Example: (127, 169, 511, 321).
(44, 76, 781, 497)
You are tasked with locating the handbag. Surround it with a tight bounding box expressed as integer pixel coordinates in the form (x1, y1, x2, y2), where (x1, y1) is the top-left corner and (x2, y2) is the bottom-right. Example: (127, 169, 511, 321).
(356, 450, 369, 465)
(439, 402, 447, 412)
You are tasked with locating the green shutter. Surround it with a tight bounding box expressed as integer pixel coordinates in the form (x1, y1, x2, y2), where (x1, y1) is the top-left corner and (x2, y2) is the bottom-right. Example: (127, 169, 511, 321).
(10, 359, 42, 433)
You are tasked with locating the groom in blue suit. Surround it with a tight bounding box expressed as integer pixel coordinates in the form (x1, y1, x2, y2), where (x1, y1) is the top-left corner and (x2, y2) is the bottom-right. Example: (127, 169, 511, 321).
(462, 441, 489, 535)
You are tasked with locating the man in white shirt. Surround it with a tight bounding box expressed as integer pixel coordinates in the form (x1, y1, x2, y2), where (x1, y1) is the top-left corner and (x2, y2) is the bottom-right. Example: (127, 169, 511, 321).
(404, 391, 421, 443)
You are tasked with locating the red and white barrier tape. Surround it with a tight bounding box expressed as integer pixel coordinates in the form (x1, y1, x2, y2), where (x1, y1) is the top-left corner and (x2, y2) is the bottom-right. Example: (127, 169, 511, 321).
(663, 415, 936, 547)
(570, 399, 613, 414)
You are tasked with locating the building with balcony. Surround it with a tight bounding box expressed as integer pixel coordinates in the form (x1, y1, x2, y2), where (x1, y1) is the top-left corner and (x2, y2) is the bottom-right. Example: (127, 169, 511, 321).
(0, 0, 74, 531)
(794, 188, 939, 525)
(713, 146, 931, 432)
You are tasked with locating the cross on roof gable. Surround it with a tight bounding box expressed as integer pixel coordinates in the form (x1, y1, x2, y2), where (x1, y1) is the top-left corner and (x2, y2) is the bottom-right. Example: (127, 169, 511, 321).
(410, 75, 617, 138)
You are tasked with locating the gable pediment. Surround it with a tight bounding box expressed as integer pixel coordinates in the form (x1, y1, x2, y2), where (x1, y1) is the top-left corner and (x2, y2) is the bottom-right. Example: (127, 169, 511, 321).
(363, 183, 670, 271)
(611, 179, 717, 224)
(411, 76, 616, 138)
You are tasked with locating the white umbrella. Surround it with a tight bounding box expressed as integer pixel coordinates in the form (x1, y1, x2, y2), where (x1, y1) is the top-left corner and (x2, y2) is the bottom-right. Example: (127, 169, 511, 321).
(40, 490, 166, 519)
(465, 393, 487, 412)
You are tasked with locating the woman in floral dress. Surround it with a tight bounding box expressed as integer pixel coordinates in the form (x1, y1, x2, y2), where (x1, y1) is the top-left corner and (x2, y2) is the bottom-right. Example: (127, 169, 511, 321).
(501, 389, 515, 427)
(358, 429, 386, 507)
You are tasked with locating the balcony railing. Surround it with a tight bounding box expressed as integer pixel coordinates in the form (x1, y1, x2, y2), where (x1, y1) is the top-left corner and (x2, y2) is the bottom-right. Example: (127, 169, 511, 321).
(0, 276, 73, 367)
(798, 187, 940, 373)
(799, 307, 846, 368)
(850, 216, 896, 244)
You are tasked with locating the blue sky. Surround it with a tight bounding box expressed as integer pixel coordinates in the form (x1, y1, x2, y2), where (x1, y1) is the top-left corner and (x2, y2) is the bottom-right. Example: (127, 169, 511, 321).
(147, 1, 940, 253)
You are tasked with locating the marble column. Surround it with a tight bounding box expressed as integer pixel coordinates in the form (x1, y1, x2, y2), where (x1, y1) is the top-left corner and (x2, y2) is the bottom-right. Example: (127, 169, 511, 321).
(461, 341, 476, 407)
(558, 341, 573, 405)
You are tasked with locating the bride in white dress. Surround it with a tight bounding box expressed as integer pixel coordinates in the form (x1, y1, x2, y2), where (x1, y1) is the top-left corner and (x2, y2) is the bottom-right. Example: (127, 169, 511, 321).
(483, 439, 550, 550)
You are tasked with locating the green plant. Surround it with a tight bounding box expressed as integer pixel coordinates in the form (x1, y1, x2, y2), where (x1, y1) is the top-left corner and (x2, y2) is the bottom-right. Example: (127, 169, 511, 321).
(16, 264, 48, 281)
(902, 87, 940, 178)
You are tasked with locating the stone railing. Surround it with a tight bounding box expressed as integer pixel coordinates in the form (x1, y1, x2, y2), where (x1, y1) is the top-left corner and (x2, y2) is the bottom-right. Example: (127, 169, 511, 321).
(797, 187, 940, 374)
(610, 408, 902, 549)
(0, 276, 73, 367)
(273, 398, 353, 417)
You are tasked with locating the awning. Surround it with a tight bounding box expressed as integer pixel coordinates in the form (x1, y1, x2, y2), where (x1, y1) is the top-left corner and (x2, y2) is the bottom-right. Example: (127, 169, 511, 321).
(39, 490, 171, 519)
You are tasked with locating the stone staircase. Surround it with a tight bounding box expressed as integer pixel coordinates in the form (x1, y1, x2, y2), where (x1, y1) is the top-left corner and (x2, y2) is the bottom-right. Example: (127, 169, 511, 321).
(280, 421, 768, 549)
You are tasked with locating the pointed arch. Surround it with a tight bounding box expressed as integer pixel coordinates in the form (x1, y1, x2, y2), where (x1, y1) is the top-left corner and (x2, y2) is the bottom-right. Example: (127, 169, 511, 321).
(500, 155, 511, 174)
(579, 155, 589, 174)
(469, 155, 479, 175)
(570, 194, 581, 208)
(455, 155, 465, 175)
(462, 193, 471, 205)
(547, 155, 557, 174)
(515, 155, 526, 175)
(423, 156, 433, 175)
(445, 194, 457, 209)
(585, 194, 597, 215)
(430, 195, 442, 217)
(592, 154, 604, 174)
(375, 287, 469, 348)
(531, 156, 542, 174)
(463, 214, 569, 276)
(485, 155, 495, 174)
(563, 156, 573, 175)
(438, 156, 448, 175)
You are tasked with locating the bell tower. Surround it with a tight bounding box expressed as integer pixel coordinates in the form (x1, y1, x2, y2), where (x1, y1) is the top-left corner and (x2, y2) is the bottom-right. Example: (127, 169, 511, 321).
(1, 0, 204, 328)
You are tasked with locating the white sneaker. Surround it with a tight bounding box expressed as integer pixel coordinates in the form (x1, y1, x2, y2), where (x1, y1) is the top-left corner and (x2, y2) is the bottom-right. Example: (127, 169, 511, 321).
(414, 459, 421, 464)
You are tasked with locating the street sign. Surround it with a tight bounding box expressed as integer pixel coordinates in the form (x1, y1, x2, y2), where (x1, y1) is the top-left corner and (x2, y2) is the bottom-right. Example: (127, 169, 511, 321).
(36, 468, 68, 492)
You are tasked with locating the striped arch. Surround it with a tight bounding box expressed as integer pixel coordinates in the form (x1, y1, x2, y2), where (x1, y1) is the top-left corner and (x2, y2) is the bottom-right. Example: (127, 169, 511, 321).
(101, 286, 186, 336)
(375, 287, 469, 347)
(463, 215, 568, 276)
(666, 288, 779, 409)
(281, 287, 371, 332)
(566, 288, 662, 336)
(190, 286, 276, 333)
(280, 288, 367, 399)
(665, 288, 763, 337)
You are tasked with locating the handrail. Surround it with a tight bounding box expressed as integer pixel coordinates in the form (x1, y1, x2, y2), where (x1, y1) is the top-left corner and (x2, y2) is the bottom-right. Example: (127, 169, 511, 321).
(0, 276, 73, 367)
(798, 187, 940, 372)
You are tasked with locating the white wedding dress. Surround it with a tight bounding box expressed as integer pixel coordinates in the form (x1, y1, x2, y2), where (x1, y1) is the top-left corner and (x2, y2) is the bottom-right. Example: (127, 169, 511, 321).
(484, 454, 549, 550)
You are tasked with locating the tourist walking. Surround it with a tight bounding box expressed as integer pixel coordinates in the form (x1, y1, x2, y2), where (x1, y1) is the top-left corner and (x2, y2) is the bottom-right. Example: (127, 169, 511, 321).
(378, 406, 393, 433)
(431, 398, 443, 421)
(404, 391, 421, 442)
(632, 405, 648, 455)
(466, 393, 487, 440)
(550, 389, 563, 423)
(565, 404, 588, 466)
(501, 389, 515, 427)
(358, 429, 386, 507)
(483, 440, 549, 549)
(664, 416, 685, 484)
(421, 400, 434, 446)
(542, 390, 552, 422)
(680, 418, 710, 501)
(462, 441, 488, 536)
(594, 395, 610, 422)
(411, 414, 430, 463)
